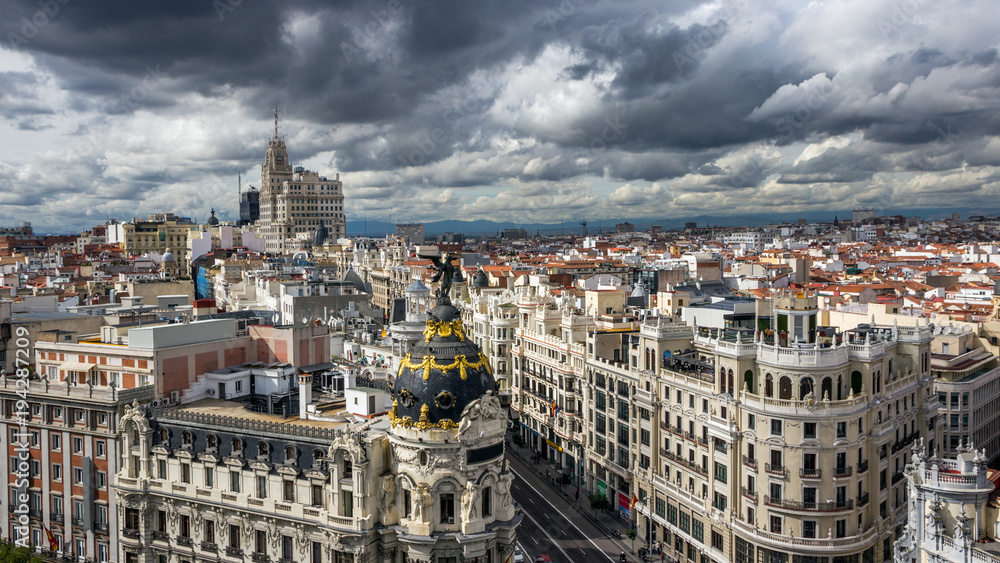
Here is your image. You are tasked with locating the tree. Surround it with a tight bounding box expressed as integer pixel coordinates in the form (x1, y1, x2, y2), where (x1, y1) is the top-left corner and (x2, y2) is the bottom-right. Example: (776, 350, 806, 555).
(589, 493, 610, 516)
(512, 433, 524, 446)
(0, 541, 46, 563)
(626, 528, 637, 552)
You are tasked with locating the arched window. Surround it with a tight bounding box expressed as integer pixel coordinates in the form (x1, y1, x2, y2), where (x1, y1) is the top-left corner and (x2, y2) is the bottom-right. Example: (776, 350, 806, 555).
(850, 371, 863, 395)
(258, 442, 270, 457)
(160, 429, 169, 443)
(728, 369, 735, 395)
(286, 446, 296, 462)
(313, 450, 325, 461)
(765, 374, 774, 398)
(232, 438, 243, 454)
(182, 431, 193, 445)
(837, 375, 844, 400)
(822, 377, 833, 401)
(800, 377, 814, 400)
(744, 370, 755, 394)
(874, 370, 882, 394)
(207, 435, 217, 449)
(779, 376, 792, 400)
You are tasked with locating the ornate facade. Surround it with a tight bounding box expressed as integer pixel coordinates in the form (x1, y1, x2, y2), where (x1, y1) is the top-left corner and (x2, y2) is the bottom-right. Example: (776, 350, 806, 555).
(112, 271, 518, 563)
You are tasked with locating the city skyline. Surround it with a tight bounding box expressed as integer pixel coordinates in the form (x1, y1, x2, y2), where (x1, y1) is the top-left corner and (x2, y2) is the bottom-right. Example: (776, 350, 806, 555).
(1, 0, 999, 232)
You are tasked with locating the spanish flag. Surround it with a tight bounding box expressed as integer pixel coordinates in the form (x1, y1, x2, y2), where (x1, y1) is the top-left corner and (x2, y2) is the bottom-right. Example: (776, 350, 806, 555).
(630, 494, 639, 510)
(43, 524, 58, 553)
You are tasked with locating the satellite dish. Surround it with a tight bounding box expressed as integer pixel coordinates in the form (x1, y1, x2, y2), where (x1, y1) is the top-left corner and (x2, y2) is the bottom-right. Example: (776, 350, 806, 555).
(301, 317, 308, 325)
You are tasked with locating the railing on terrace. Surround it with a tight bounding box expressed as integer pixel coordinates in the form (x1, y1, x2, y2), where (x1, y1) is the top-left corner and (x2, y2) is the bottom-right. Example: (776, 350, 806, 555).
(150, 408, 347, 441)
(764, 497, 854, 512)
(742, 455, 757, 470)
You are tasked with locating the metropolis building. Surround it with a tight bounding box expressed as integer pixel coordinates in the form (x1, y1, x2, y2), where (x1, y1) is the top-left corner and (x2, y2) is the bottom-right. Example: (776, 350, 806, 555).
(111, 271, 519, 562)
(258, 112, 346, 254)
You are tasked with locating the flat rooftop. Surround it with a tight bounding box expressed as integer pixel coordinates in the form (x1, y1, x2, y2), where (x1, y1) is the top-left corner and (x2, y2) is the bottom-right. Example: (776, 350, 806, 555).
(165, 398, 350, 429)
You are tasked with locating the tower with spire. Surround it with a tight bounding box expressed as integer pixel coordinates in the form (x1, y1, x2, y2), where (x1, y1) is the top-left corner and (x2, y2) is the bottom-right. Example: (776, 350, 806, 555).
(257, 107, 346, 253)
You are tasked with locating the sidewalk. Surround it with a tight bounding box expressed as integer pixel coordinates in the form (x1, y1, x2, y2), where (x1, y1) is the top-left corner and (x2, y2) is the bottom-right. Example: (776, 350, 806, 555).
(507, 442, 655, 562)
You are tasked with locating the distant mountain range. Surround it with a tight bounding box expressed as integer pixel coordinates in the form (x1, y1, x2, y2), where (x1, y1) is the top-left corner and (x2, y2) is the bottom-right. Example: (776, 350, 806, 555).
(344, 207, 986, 238)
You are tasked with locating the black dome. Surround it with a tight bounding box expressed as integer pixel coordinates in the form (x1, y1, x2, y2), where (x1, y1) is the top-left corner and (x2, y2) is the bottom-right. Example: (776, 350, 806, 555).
(472, 269, 489, 288)
(313, 222, 329, 246)
(390, 303, 497, 431)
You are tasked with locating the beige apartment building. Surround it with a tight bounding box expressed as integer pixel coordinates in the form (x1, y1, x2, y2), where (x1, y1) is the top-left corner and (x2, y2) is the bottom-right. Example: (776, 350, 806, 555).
(491, 285, 941, 563)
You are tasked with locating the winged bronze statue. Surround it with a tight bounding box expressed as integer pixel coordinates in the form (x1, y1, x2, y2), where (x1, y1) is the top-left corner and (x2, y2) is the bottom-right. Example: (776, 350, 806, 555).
(419, 252, 461, 304)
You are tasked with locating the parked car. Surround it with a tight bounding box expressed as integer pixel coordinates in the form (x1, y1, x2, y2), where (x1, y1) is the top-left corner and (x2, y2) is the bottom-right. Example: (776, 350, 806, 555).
(534, 556, 552, 563)
(513, 547, 524, 563)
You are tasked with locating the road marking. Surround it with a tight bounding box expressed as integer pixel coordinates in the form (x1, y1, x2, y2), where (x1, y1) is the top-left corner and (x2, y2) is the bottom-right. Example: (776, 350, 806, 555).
(520, 507, 573, 562)
(512, 466, 617, 562)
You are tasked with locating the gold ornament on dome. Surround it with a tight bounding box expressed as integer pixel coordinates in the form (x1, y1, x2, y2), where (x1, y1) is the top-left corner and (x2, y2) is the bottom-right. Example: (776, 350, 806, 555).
(399, 352, 492, 381)
(423, 318, 466, 342)
(415, 404, 433, 431)
(388, 399, 460, 431)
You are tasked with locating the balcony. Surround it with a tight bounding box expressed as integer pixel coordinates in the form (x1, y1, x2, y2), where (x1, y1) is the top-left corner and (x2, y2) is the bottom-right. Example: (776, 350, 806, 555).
(742, 455, 757, 470)
(857, 493, 869, 506)
(741, 487, 758, 502)
(123, 529, 140, 539)
(858, 459, 869, 474)
(252, 554, 271, 563)
(765, 464, 787, 477)
(226, 546, 244, 557)
(800, 468, 821, 479)
(202, 541, 218, 552)
(833, 466, 853, 478)
(891, 472, 904, 485)
(152, 531, 169, 542)
(764, 497, 854, 512)
(72, 517, 85, 527)
(94, 522, 109, 534)
(177, 536, 193, 547)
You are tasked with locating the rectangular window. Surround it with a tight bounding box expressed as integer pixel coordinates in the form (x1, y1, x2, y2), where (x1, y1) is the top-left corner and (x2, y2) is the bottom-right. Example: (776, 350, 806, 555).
(51, 434, 61, 450)
(771, 419, 782, 436)
(711, 531, 723, 550)
(284, 480, 295, 502)
(181, 463, 190, 484)
(97, 471, 107, 489)
(231, 471, 241, 493)
(257, 475, 267, 498)
(770, 515, 782, 534)
(679, 511, 691, 533)
(803, 520, 816, 538)
(440, 493, 455, 523)
(205, 520, 215, 544)
(205, 467, 214, 488)
(229, 525, 240, 548)
(73, 437, 83, 454)
(804, 422, 816, 439)
(692, 519, 704, 543)
(714, 463, 727, 483)
(256, 529, 266, 554)
(96, 440, 106, 457)
(482, 487, 492, 517)
(73, 467, 83, 485)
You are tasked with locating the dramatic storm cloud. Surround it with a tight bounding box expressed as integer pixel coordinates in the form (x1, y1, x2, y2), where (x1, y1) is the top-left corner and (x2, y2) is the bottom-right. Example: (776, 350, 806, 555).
(1, 0, 999, 231)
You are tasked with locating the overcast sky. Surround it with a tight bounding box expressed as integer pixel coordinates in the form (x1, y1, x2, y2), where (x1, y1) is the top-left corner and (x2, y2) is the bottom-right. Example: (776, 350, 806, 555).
(1, 0, 998, 232)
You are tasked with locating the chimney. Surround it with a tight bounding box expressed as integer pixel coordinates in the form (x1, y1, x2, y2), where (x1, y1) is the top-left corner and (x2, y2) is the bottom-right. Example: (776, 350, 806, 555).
(299, 373, 313, 420)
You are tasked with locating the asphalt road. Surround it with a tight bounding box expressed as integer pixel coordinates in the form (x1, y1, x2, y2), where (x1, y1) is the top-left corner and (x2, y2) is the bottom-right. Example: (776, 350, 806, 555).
(509, 457, 624, 563)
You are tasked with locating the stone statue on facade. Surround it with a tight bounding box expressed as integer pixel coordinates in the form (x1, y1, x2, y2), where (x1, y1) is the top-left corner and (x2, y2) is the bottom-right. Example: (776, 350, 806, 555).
(412, 485, 432, 522)
(461, 481, 479, 522)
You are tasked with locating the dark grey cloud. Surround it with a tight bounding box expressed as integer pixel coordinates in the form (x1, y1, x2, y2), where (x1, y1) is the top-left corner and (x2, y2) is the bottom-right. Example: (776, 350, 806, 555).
(1, 0, 1000, 230)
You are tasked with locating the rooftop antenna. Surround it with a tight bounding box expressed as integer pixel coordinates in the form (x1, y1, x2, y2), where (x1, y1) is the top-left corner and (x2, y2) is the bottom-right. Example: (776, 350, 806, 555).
(580, 220, 588, 236)
(274, 106, 279, 139)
